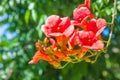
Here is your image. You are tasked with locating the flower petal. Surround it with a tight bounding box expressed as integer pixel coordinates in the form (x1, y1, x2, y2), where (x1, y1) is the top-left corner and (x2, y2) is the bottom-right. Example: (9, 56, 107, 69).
(77, 0, 90, 9)
(41, 25, 51, 37)
(59, 17, 71, 32)
(82, 40, 104, 50)
(42, 16, 74, 37)
(78, 31, 96, 46)
(85, 0, 90, 9)
(91, 40, 104, 50)
(68, 31, 80, 47)
(73, 7, 91, 22)
(29, 51, 53, 64)
(49, 33, 63, 37)
(49, 38, 56, 47)
(54, 51, 66, 59)
(46, 15, 61, 27)
(63, 25, 74, 37)
(86, 18, 98, 33)
(96, 18, 107, 36)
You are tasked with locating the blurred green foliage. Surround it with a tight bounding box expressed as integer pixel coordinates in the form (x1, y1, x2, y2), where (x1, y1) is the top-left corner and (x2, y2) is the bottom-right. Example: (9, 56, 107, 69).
(0, 0, 120, 80)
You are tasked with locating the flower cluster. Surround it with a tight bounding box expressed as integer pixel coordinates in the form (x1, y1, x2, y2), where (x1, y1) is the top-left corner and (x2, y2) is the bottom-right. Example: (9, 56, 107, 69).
(29, 0, 107, 69)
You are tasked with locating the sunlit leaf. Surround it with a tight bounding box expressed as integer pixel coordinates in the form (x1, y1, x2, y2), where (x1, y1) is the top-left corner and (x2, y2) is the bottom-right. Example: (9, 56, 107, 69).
(31, 10, 37, 22)
(24, 10, 30, 24)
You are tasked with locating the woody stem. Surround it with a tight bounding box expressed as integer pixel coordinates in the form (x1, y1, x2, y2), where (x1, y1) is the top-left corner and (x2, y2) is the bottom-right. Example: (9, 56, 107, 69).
(106, 0, 116, 49)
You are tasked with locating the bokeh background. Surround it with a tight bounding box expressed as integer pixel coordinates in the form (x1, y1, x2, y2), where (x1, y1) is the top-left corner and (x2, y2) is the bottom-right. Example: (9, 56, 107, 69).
(0, 0, 120, 80)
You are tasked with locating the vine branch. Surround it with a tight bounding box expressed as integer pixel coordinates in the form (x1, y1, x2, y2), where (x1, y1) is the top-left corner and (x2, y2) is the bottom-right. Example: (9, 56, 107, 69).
(106, 0, 116, 49)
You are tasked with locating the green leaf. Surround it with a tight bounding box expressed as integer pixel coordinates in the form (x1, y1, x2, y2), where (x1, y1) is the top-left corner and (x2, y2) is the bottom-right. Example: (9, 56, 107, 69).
(105, 8, 112, 16)
(24, 10, 30, 24)
(31, 10, 37, 22)
(36, 15, 47, 39)
(117, 4, 120, 11)
(103, 0, 110, 5)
